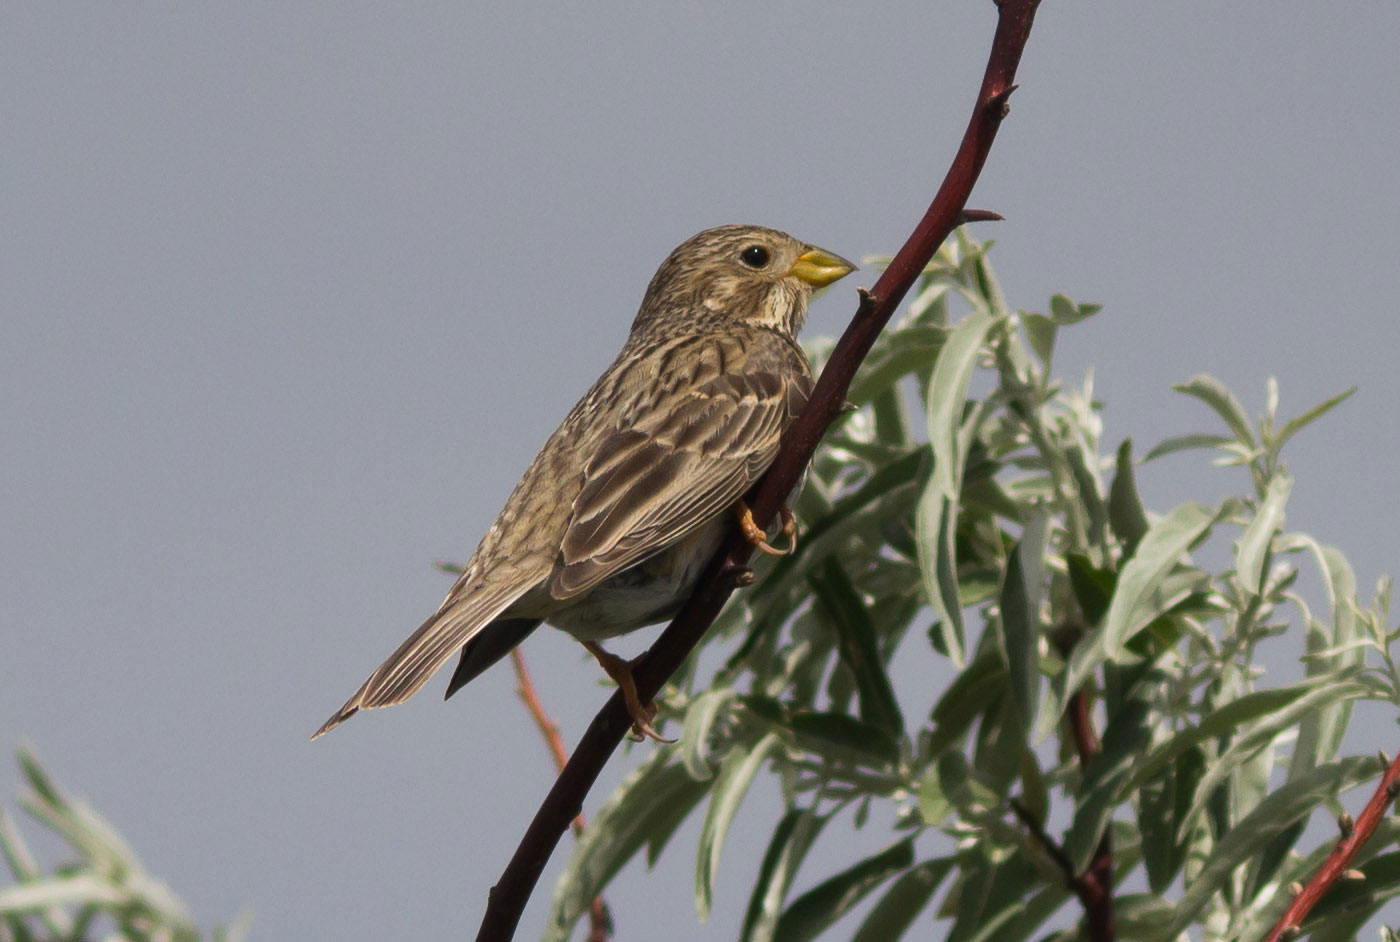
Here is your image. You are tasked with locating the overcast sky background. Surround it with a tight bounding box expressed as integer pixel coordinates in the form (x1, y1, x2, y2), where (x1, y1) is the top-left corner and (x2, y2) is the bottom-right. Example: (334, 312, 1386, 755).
(5, 3, 1400, 940)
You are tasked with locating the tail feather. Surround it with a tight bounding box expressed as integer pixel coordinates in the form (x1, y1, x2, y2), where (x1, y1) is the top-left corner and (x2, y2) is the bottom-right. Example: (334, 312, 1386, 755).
(444, 617, 542, 700)
(311, 575, 537, 739)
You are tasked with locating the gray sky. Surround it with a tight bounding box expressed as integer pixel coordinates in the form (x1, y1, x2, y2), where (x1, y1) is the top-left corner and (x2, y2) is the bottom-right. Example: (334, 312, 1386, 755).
(4, 3, 1399, 939)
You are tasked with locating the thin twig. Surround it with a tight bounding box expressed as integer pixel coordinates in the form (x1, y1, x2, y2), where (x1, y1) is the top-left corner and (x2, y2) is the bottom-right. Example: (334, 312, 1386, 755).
(474, 2, 1042, 938)
(1263, 749, 1400, 942)
(1010, 796, 1079, 883)
(507, 650, 612, 942)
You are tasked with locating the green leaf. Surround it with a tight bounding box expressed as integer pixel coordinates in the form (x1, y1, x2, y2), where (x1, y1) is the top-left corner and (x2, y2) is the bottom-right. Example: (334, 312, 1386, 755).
(546, 754, 711, 940)
(1236, 472, 1292, 596)
(1065, 553, 1115, 625)
(1107, 673, 1364, 812)
(808, 558, 904, 738)
(0, 874, 126, 913)
(1138, 746, 1203, 893)
(740, 809, 827, 942)
(847, 326, 948, 405)
(696, 733, 781, 920)
(760, 448, 930, 601)
(1065, 693, 1153, 871)
(1100, 502, 1216, 658)
(1021, 312, 1055, 370)
(917, 311, 998, 667)
(1290, 539, 1362, 780)
(1142, 432, 1235, 462)
(852, 858, 954, 942)
(773, 837, 915, 942)
(917, 495, 966, 665)
(790, 712, 900, 769)
(1173, 374, 1257, 449)
(997, 514, 1047, 733)
(1048, 293, 1101, 324)
(1167, 756, 1381, 936)
(927, 311, 997, 501)
(679, 688, 740, 781)
(1107, 439, 1148, 553)
(1175, 679, 1369, 843)
(926, 648, 1006, 756)
(947, 850, 1041, 942)
(1270, 386, 1355, 459)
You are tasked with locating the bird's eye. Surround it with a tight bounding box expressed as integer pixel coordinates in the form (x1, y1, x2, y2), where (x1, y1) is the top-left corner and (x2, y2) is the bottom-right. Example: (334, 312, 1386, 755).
(740, 245, 770, 269)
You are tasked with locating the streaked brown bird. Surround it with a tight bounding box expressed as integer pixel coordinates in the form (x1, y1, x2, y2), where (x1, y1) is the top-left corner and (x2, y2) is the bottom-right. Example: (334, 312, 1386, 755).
(313, 225, 854, 741)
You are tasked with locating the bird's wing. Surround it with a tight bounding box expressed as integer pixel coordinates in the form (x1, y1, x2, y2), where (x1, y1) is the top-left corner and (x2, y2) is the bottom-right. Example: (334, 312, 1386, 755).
(551, 370, 807, 599)
(312, 567, 540, 738)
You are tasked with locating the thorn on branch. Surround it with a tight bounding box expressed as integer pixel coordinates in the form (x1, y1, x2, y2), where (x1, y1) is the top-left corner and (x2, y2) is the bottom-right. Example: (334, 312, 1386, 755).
(985, 83, 1018, 118)
(958, 208, 1006, 224)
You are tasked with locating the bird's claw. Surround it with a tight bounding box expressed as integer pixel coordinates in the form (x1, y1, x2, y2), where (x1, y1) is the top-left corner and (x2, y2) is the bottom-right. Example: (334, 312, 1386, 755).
(734, 501, 797, 557)
(583, 641, 675, 744)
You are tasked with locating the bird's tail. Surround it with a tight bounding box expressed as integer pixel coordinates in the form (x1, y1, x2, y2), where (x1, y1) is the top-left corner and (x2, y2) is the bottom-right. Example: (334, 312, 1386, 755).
(311, 578, 531, 739)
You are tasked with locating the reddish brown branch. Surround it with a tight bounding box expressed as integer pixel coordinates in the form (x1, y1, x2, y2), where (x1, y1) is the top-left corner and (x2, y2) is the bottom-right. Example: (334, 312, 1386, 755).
(507, 650, 611, 942)
(474, 2, 1041, 938)
(1263, 749, 1400, 942)
(1067, 689, 1115, 942)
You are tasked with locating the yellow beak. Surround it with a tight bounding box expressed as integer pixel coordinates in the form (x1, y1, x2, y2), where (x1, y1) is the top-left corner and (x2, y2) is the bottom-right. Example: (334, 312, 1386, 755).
(787, 246, 857, 288)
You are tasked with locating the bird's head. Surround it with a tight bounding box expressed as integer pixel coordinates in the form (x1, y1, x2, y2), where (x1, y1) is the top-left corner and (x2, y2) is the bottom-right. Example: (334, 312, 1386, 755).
(631, 224, 856, 339)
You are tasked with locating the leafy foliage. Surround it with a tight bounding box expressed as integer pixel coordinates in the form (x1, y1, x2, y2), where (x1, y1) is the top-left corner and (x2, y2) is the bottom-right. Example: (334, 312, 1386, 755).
(545, 233, 1400, 941)
(0, 749, 248, 942)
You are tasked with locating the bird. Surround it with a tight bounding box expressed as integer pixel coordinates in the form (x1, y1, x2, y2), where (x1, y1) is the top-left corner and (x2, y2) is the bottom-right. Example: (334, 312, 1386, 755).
(313, 224, 854, 742)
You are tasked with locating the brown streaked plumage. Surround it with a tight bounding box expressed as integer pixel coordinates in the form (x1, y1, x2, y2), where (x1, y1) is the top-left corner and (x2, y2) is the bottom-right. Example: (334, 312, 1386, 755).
(313, 225, 854, 740)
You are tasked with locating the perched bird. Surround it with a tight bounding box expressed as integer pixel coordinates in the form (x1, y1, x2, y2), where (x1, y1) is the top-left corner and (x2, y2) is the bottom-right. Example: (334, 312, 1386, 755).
(313, 225, 854, 741)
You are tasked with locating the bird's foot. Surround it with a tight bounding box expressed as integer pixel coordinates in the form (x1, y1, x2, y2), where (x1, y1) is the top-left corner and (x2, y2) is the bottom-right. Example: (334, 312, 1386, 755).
(582, 641, 675, 744)
(733, 500, 796, 556)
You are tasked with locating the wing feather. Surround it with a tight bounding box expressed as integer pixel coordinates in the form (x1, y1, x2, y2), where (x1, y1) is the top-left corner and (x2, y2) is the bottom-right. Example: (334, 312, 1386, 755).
(550, 370, 800, 599)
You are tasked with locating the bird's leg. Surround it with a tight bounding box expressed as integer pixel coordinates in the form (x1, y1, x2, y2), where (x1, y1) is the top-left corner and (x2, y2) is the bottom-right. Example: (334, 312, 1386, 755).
(733, 500, 797, 556)
(581, 640, 674, 743)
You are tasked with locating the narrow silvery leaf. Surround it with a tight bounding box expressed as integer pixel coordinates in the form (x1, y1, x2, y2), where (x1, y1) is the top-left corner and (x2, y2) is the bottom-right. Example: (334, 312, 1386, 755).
(546, 754, 708, 941)
(998, 513, 1048, 733)
(1236, 473, 1292, 596)
(917, 493, 966, 665)
(1101, 502, 1216, 658)
(695, 733, 781, 921)
(1289, 538, 1361, 782)
(809, 559, 904, 738)
(852, 857, 954, 942)
(1167, 756, 1379, 937)
(772, 838, 915, 942)
(927, 310, 996, 500)
(1142, 432, 1235, 463)
(0, 874, 126, 914)
(679, 688, 739, 781)
(1271, 386, 1355, 460)
(740, 809, 826, 942)
(1174, 680, 1369, 844)
(1173, 374, 1257, 449)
